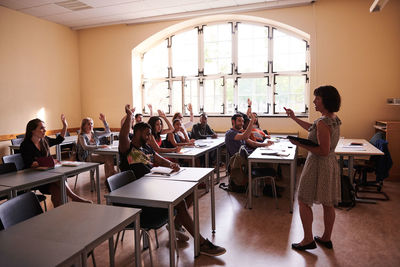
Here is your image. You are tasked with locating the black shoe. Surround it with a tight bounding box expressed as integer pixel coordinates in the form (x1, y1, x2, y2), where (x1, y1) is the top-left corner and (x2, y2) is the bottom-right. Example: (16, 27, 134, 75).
(314, 236, 333, 249)
(291, 241, 317, 251)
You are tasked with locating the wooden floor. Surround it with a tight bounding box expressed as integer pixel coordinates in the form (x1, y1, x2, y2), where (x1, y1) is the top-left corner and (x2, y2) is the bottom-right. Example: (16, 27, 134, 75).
(47, 164, 400, 267)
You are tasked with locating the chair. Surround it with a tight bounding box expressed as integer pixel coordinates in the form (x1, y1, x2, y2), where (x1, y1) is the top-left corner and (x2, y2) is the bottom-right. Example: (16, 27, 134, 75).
(2, 155, 48, 211)
(0, 192, 43, 230)
(56, 132, 75, 160)
(233, 146, 279, 209)
(10, 138, 24, 154)
(106, 171, 173, 266)
(353, 136, 392, 201)
(0, 163, 18, 201)
(16, 134, 25, 139)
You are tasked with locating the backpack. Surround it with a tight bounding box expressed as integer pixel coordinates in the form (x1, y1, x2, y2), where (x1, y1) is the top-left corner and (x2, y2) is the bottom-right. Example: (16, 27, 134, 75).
(338, 175, 355, 208)
(219, 146, 249, 193)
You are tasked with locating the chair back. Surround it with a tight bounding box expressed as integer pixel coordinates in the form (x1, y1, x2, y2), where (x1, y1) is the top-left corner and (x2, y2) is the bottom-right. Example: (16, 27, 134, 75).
(0, 192, 43, 230)
(16, 134, 25, 139)
(11, 138, 24, 146)
(106, 170, 136, 192)
(2, 154, 25, 170)
(0, 163, 17, 174)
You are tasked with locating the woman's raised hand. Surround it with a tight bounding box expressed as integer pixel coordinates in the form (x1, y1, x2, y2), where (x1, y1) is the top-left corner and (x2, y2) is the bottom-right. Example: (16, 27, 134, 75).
(60, 114, 68, 127)
(187, 103, 193, 113)
(157, 109, 166, 118)
(247, 98, 252, 107)
(99, 113, 106, 122)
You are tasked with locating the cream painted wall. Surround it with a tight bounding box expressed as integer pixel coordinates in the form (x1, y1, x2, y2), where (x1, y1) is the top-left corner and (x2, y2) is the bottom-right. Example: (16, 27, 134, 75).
(0, 6, 81, 155)
(77, 0, 400, 140)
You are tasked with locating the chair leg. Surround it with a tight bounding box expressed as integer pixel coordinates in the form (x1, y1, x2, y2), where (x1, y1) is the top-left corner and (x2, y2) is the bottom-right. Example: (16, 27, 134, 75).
(142, 230, 153, 267)
(74, 174, 79, 190)
(89, 251, 96, 267)
(154, 229, 159, 249)
(90, 169, 95, 192)
(270, 177, 278, 209)
(121, 229, 126, 242)
(114, 231, 121, 254)
(43, 198, 47, 212)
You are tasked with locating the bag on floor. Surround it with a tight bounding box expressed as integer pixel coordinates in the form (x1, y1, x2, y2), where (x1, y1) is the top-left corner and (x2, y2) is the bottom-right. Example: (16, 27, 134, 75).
(219, 146, 248, 193)
(338, 175, 355, 207)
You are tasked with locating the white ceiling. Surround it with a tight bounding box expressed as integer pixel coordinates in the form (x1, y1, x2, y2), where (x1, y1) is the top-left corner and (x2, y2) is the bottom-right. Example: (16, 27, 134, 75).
(0, 0, 314, 30)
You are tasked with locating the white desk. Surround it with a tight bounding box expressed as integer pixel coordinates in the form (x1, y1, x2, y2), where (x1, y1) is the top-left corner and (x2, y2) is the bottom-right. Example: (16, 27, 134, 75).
(248, 138, 298, 212)
(48, 162, 101, 204)
(0, 169, 66, 204)
(105, 178, 198, 267)
(335, 138, 384, 183)
(145, 167, 216, 233)
(160, 137, 225, 182)
(93, 141, 120, 172)
(1, 202, 142, 267)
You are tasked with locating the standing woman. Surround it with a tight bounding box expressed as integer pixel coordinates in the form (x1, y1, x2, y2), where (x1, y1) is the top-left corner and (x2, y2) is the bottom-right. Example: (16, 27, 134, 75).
(147, 110, 181, 153)
(77, 113, 116, 178)
(20, 115, 92, 207)
(285, 85, 341, 250)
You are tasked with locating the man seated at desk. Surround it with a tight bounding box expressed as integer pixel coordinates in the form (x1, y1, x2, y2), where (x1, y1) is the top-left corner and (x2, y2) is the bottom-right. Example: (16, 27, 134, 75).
(119, 104, 226, 257)
(191, 113, 218, 140)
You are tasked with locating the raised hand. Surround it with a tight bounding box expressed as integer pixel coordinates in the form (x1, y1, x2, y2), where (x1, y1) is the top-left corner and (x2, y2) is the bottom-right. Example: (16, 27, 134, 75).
(247, 98, 252, 107)
(157, 109, 166, 118)
(125, 104, 133, 117)
(187, 103, 193, 113)
(99, 113, 106, 122)
(60, 114, 68, 127)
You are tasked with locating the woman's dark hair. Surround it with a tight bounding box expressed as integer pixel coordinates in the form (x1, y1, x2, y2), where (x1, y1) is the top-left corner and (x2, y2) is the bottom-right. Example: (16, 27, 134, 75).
(172, 112, 182, 122)
(24, 118, 50, 155)
(314, 85, 341, 113)
(252, 112, 260, 128)
(148, 116, 162, 139)
(173, 119, 181, 126)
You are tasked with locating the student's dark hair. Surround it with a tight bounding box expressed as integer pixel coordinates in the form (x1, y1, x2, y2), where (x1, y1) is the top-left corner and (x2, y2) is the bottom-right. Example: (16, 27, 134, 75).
(24, 118, 50, 155)
(252, 112, 260, 128)
(314, 85, 341, 113)
(172, 112, 182, 122)
(148, 116, 162, 139)
(133, 122, 151, 136)
(134, 113, 143, 119)
(173, 119, 181, 126)
(200, 113, 207, 118)
(231, 113, 243, 122)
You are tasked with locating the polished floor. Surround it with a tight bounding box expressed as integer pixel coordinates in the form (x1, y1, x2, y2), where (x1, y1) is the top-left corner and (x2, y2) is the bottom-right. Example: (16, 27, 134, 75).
(52, 165, 400, 267)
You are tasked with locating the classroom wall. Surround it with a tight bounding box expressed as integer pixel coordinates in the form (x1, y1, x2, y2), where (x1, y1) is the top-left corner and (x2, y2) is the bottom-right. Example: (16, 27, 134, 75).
(77, 0, 400, 139)
(0, 6, 81, 156)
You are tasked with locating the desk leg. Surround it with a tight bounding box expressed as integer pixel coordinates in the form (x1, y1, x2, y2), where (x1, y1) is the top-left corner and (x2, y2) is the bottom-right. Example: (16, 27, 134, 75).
(193, 186, 200, 257)
(134, 215, 142, 267)
(61, 176, 67, 204)
(168, 205, 176, 267)
(290, 160, 296, 213)
(192, 157, 196, 167)
(109, 236, 115, 267)
(216, 146, 220, 183)
(81, 252, 87, 267)
(96, 166, 100, 204)
(56, 144, 61, 161)
(248, 161, 252, 209)
(210, 173, 216, 233)
(339, 156, 344, 177)
(348, 156, 354, 184)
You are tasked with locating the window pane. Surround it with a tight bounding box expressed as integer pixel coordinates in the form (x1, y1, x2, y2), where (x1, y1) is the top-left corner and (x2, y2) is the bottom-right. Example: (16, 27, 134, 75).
(184, 79, 199, 114)
(226, 79, 235, 114)
(204, 24, 232, 75)
(172, 29, 198, 77)
(273, 29, 307, 72)
(172, 81, 183, 114)
(238, 24, 269, 73)
(143, 81, 169, 112)
(203, 79, 224, 114)
(238, 78, 271, 114)
(275, 75, 306, 113)
(143, 40, 168, 78)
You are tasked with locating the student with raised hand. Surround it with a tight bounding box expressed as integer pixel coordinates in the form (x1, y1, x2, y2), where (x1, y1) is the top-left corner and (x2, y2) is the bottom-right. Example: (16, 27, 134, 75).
(147, 109, 181, 153)
(286, 85, 342, 251)
(172, 103, 194, 131)
(77, 113, 116, 178)
(20, 115, 92, 207)
(119, 104, 226, 256)
(164, 119, 196, 148)
(120, 107, 136, 139)
(247, 99, 270, 142)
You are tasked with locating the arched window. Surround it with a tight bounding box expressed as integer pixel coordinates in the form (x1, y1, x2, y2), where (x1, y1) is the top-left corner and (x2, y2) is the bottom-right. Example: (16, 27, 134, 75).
(138, 18, 309, 116)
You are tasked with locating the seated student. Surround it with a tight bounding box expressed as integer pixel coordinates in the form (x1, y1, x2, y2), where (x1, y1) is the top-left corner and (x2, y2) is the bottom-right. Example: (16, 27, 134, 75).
(20, 115, 92, 207)
(76, 114, 116, 178)
(164, 119, 195, 148)
(225, 113, 273, 158)
(147, 110, 181, 153)
(172, 103, 194, 136)
(191, 113, 218, 140)
(119, 105, 226, 256)
(134, 113, 143, 124)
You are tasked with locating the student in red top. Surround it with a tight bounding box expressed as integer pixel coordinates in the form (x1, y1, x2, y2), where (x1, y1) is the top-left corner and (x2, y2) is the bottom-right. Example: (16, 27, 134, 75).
(147, 109, 180, 153)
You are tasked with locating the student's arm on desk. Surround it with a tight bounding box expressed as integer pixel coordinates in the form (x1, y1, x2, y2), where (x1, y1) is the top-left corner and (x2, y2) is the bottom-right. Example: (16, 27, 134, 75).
(154, 152, 180, 172)
(246, 139, 273, 148)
